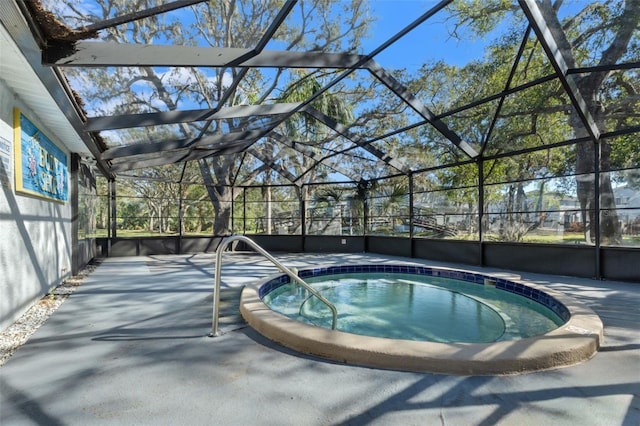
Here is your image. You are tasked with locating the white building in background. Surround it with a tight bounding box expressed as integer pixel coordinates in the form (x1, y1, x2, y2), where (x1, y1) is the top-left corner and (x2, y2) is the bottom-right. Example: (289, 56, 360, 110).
(614, 185, 640, 235)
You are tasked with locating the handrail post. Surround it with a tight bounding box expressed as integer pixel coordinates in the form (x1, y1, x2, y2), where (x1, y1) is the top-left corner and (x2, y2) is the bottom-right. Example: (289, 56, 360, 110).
(209, 239, 226, 337)
(210, 235, 338, 337)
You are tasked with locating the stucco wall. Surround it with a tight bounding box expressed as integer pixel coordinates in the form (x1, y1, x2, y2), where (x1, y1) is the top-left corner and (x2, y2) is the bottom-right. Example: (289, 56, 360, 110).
(0, 79, 72, 331)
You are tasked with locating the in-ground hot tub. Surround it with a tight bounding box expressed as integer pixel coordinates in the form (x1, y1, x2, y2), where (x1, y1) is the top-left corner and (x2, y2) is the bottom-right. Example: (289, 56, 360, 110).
(240, 264, 603, 375)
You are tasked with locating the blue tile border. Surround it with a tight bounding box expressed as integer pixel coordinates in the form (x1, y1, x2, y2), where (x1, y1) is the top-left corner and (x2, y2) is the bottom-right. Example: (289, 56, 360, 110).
(259, 264, 570, 322)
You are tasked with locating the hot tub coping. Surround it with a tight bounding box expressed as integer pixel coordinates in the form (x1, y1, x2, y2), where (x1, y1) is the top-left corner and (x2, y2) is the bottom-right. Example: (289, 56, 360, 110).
(240, 264, 603, 375)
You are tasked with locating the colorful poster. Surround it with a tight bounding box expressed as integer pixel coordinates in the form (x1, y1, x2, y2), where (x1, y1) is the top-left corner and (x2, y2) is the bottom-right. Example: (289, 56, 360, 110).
(0, 135, 11, 189)
(14, 109, 68, 202)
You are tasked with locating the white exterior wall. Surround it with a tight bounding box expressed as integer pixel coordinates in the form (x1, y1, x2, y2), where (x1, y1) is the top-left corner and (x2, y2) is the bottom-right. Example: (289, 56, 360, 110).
(0, 79, 72, 330)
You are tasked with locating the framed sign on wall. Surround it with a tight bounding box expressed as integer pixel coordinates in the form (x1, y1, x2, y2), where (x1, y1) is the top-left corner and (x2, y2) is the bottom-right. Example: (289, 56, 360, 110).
(13, 108, 68, 203)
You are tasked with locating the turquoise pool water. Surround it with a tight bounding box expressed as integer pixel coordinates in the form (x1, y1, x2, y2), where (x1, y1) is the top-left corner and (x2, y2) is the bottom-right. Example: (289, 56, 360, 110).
(262, 271, 565, 343)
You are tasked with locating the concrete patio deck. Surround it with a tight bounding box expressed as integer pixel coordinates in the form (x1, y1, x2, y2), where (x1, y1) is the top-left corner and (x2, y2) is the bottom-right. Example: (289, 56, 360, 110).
(1, 252, 638, 425)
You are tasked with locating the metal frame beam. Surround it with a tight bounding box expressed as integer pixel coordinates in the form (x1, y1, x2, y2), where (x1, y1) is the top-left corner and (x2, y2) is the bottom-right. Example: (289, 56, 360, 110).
(302, 106, 408, 174)
(102, 126, 273, 160)
(481, 26, 533, 155)
(109, 141, 253, 172)
(86, 102, 302, 131)
(79, 0, 208, 32)
(43, 42, 368, 69)
(110, 151, 195, 172)
(201, 0, 298, 135)
(245, 147, 301, 186)
(519, 0, 600, 141)
(270, 132, 362, 182)
(366, 61, 479, 159)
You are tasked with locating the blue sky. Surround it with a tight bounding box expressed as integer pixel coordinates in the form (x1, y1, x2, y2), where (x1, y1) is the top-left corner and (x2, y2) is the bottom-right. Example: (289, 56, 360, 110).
(364, 1, 502, 71)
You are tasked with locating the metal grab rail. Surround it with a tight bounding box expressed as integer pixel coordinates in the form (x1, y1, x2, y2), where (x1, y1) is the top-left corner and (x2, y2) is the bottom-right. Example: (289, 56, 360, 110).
(209, 235, 338, 337)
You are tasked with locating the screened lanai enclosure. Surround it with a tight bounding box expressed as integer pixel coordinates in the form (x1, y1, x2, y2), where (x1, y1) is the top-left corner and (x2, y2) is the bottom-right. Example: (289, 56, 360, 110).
(14, 0, 640, 281)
